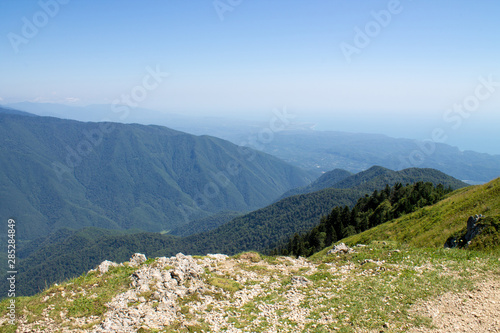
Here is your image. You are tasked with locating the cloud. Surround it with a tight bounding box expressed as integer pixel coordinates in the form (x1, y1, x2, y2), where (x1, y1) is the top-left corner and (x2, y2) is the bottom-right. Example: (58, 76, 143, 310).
(32, 96, 49, 103)
(30, 96, 81, 104)
(0, 97, 4, 102)
(65, 97, 80, 104)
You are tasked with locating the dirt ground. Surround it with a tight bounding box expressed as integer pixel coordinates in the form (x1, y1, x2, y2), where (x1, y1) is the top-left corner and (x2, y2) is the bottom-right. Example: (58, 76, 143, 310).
(409, 278, 500, 333)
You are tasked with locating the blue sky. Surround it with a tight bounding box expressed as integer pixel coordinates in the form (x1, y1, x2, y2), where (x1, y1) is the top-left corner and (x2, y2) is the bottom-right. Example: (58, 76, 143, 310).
(1, 0, 499, 153)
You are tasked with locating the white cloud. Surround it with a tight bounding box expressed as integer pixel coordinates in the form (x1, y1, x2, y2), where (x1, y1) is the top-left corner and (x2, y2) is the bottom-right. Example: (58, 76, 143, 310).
(30, 96, 81, 104)
(31, 96, 49, 103)
(65, 97, 80, 104)
(0, 97, 4, 102)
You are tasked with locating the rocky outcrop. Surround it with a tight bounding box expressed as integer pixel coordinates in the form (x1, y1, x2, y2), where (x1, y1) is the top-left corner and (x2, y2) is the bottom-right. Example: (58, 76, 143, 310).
(129, 253, 147, 267)
(95, 253, 205, 332)
(91, 260, 119, 274)
(445, 214, 485, 248)
(465, 214, 485, 244)
(92, 252, 323, 332)
(6, 243, 500, 333)
(327, 243, 355, 255)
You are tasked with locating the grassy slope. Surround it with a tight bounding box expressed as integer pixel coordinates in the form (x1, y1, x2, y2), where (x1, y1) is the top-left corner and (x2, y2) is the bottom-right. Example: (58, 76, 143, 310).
(2, 245, 500, 333)
(342, 177, 500, 248)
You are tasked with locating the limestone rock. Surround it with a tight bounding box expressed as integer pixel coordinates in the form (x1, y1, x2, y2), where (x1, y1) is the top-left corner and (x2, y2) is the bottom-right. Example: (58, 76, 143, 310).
(97, 260, 118, 274)
(445, 214, 485, 248)
(327, 243, 355, 255)
(207, 253, 228, 261)
(94, 253, 205, 332)
(291, 275, 311, 286)
(465, 214, 485, 244)
(129, 253, 147, 267)
(88, 260, 119, 275)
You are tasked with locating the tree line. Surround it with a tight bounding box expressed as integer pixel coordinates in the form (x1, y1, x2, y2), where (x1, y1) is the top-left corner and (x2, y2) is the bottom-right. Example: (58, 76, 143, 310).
(272, 182, 453, 257)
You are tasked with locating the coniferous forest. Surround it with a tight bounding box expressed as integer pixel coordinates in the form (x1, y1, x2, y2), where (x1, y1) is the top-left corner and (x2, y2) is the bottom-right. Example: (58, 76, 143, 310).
(273, 182, 453, 257)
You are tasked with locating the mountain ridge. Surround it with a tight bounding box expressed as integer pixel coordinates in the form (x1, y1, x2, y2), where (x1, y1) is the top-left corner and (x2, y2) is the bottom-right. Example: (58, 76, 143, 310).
(280, 166, 467, 198)
(255, 129, 500, 183)
(5, 102, 500, 183)
(0, 112, 313, 241)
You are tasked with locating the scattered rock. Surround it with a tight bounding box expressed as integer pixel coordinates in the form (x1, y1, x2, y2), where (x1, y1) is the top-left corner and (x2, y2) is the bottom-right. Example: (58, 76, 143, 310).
(291, 276, 311, 286)
(95, 253, 205, 332)
(9, 248, 499, 333)
(129, 253, 147, 267)
(239, 252, 261, 262)
(97, 260, 118, 274)
(361, 259, 384, 266)
(328, 243, 355, 255)
(445, 214, 485, 248)
(207, 253, 228, 261)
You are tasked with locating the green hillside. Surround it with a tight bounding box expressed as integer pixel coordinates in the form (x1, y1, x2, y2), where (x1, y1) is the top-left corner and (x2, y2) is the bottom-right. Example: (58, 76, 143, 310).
(332, 166, 467, 191)
(279, 166, 467, 199)
(279, 168, 353, 198)
(168, 211, 242, 237)
(3, 237, 499, 332)
(342, 177, 500, 249)
(0, 113, 313, 241)
(274, 182, 455, 257)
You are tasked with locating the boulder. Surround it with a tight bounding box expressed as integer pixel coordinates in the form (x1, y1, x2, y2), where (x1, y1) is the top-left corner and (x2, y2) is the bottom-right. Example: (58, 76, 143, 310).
(129, 253, 147, 267)
(445, 214, 485, 248)
(327, 243, 355, 255)
(97, 260, 118, 274)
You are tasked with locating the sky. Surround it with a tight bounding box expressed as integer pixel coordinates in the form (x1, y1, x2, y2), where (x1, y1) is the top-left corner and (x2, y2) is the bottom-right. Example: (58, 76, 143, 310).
(1, 0, 499, 153)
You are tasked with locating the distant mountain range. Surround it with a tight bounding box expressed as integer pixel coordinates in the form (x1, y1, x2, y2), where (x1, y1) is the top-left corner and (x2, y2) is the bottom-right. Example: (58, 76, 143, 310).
(255, 130, 500, 184)
(0, 108, 313, 241)
(0, 104, 490, 297)
(6, 102, 500, 184)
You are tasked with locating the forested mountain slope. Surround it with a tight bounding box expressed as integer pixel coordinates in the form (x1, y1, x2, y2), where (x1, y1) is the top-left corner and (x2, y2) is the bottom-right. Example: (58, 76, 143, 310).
(281, 166, 467, 198)
(0, 112, 313, 241)
(275, 181, 455, 257)
(279, 168, 353, 198)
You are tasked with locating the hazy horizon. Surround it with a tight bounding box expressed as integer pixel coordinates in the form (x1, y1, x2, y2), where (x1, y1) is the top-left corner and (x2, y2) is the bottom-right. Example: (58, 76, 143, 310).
(1, 0, 499, 153)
